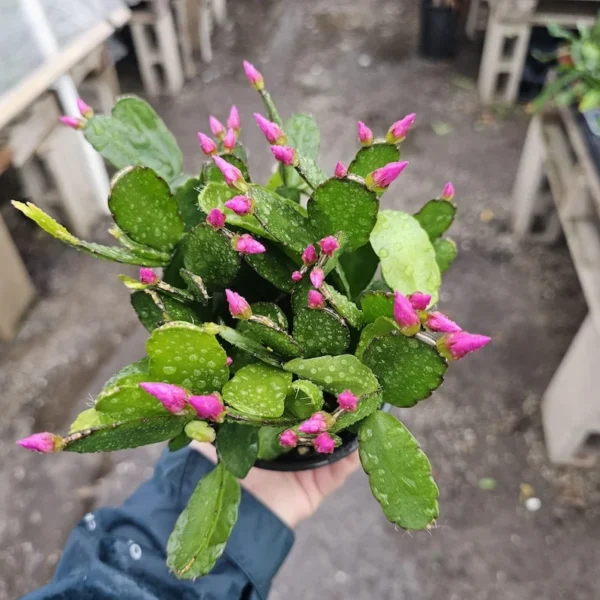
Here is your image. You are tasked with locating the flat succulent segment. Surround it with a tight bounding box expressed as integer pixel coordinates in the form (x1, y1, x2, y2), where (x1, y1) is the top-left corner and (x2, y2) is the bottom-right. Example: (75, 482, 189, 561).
(174, 177, 205, 232)
(167, 463, 241, 579)
(359, 411, 439, 530)
(83, 95, 183, 183)
(243, 241, 296, 292)
(257, 426, 288, 460)
(285, 379, 324, 419)
(361, 327, 447, 407)
(308, 178, 378, 251)
(109, 226, 173, 263)
(338, 243, 380, 301)
(295, 152, 328, 189)
(321, 283, 364, 328)
(102, 357, 149, 388)
(331, 392, 383, 433)
(249, 186, 315, 253)
(355, 316, 399, 359)
(360, 291, 395, 324)
(238, 316, 301, 359)
(203, 154, 250, 183)
(249, 302, 288, 329)
(68, 408, 113, 433)
(222, 364, 292, 418)
(291, 277, 313, 313)
(218, 326, 281, 368)
(293, 308, 350, 357)
(179, 269, 210, 304)
(284, 354, 380, 396)
(348, 142, 401, 178)
(433, 238, 457, 273)
(286, 113, 320, 161)
(12, 202, 168, 267)
(147, 322, 229, 394)
(414, 199, 456, 241)
(216, 422, 259, 478)
(131, 290, 199, 332)
(183, 224, 240, 288)
(370, 210, 441, 304)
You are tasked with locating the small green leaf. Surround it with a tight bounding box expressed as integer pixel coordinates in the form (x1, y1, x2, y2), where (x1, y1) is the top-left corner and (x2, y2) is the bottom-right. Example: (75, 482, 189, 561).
(285, 113, 320, 161)
(222, 364, 292, 418)
(308, 178, 378, 251)
(414, 199, 456, 241)
(109, 226, 173, 263)
(293, 308, 350, 357)
(370, 210, 441, 303)
(295, 152, 328, 189)
(291, 277, 313, 313)
(184, 420, 216, 443)
(284, 354, 380, 396)
(359, 412, 439, 529)
(257, 426, 288, 460)
(238, 315, 302, 359)
(243, 240, 296, 292)
(321, 283, 364, 328)
(131, 290, 200, 332)
(147, 322, 229, 394)
(348, 143, 400, 178)
(68, 408, 113, 434)
(360, 291, 394, 324)
(218, 326, 281, 368)
(167, 463, 241, 578)
(338, 243, 380, 301)
(285, 379, 324, 419)
(183, 224, 240, 288)
(174, 177, 206, 232)
(331, 392, 383, 433)
(355, 316, 399, 359)
(102, 358, 149, 388)
(216, 422, 259, 478)
(179, 269, 210, 304)
(433, 238, 457, 273)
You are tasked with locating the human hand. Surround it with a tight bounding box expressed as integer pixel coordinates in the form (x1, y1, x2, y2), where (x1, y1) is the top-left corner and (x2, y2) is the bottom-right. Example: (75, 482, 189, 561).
(191, 442, 360, 529)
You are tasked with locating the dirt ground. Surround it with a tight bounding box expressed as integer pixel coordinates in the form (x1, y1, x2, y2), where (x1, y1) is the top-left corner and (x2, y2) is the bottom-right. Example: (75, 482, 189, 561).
(1, 0, 599, 598)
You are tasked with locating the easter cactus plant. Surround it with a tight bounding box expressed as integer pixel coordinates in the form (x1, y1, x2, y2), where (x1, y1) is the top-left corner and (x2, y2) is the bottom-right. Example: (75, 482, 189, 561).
(14, 62, 490, 579)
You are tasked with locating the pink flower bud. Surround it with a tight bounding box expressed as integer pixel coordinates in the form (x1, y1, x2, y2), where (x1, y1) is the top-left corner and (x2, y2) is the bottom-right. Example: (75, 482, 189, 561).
(188, 393, 226, 422)
(393, 291, 420, 336)
(357, 121, 373, 146)
(291, 270, 303, 282)
(440, 182, 455, 201)
(213, 156, 247, 190)
(299, 412, 327, 434)
(59, 115, 84, 130)
(139, 267, 159, 285)
(254, 113, 286, 144)
(313, 432, 335, 454)
(310, 267, 325, 288)
(197, 132, 218, 156)
(226, 356, 233, 367)
(437, 331, 491, 361)
(367, 161, 409, 190)
(386, 113, 416, 143)
(243, 60, 264, 90)
(270, 145, 296, 166)
(76, 97, 93, 118)
(223, 128, 237, 153)
(425, 311, 462, 333)
(224, 195, 253, 216)
(279, 429, 298, 448)
(334, 162, 347, 178)
(318, 236, 339, 257)
(302, 244, 318, 265)
(225, 289, 252, 319)
(337, 390, 358, 412)
(206, 208, 226, 229)
(307, 289, 325, 310)
(234, 234, 266, 254)
(17, 432, 63, 453)
(408, 291, 431, 311)
(139, 382, 189, 414)
(209, 115, 225, 139)
(227, 105, 241, 133)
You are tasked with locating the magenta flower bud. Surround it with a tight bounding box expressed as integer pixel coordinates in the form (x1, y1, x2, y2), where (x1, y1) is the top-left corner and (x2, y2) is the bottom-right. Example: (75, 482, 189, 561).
(386, 113, 416, 143)
(291, 270, 303, 282)
(254, 113, 286, 145)
(318, 236, 339, 257)
(393, 291, 420, 336)
(408, 291, 431, 311)
(225, 289, 252, 319)
(188, 393, 226, 422)
(307, 289, 325, 310)
(302, 244, 318, 265)
(334, 162, 347, 178)
(437, 331, 491, 361)
(213, 156, 247, 191)
(270, 145, 296, 166)
(223, 128, 237, 153)
(234, 234, 266, 254)
(224, 195, 253, 216)
(226, 356, 233, 367)
(357, 121, 374, 146)
(367, 161, 409, 190)
(299, 412, 327, 434)
(440, 182, 455, 201)
(337, 390, 358, 412)
(243, 60, 264, 90)
(209, 115, 225, 139)
(17, 432, 63, 453)
(227, 105, 240, 133)
(139, 267, 159, 285)
(313, 432, 336, 454)
(76, 97, 93, 118)
(279, 429, 298, 448)
(310, 267, 325, 288)
(139, 382, 189, 414)
(59, 115, 84, 130)
(425, 311, 462, 333)
(197, 131, 218, 156)
(206, 208, 226, 229)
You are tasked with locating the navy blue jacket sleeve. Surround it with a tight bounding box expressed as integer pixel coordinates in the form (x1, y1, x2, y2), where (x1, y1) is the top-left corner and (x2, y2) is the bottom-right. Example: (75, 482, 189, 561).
(22, 448, 294, 600)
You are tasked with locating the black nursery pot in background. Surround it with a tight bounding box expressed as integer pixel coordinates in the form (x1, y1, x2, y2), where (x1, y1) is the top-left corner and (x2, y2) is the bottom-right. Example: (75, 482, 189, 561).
(419, 0, 459, 60)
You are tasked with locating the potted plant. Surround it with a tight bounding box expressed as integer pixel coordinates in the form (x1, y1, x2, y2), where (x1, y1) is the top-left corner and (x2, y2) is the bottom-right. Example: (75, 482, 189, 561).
(14, 60, 490, 579)
(419, 0, 460, 60)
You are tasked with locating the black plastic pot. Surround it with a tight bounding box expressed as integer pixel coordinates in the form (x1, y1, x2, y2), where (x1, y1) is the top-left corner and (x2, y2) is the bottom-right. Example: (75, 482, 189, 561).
(419, 0, 458, 60)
